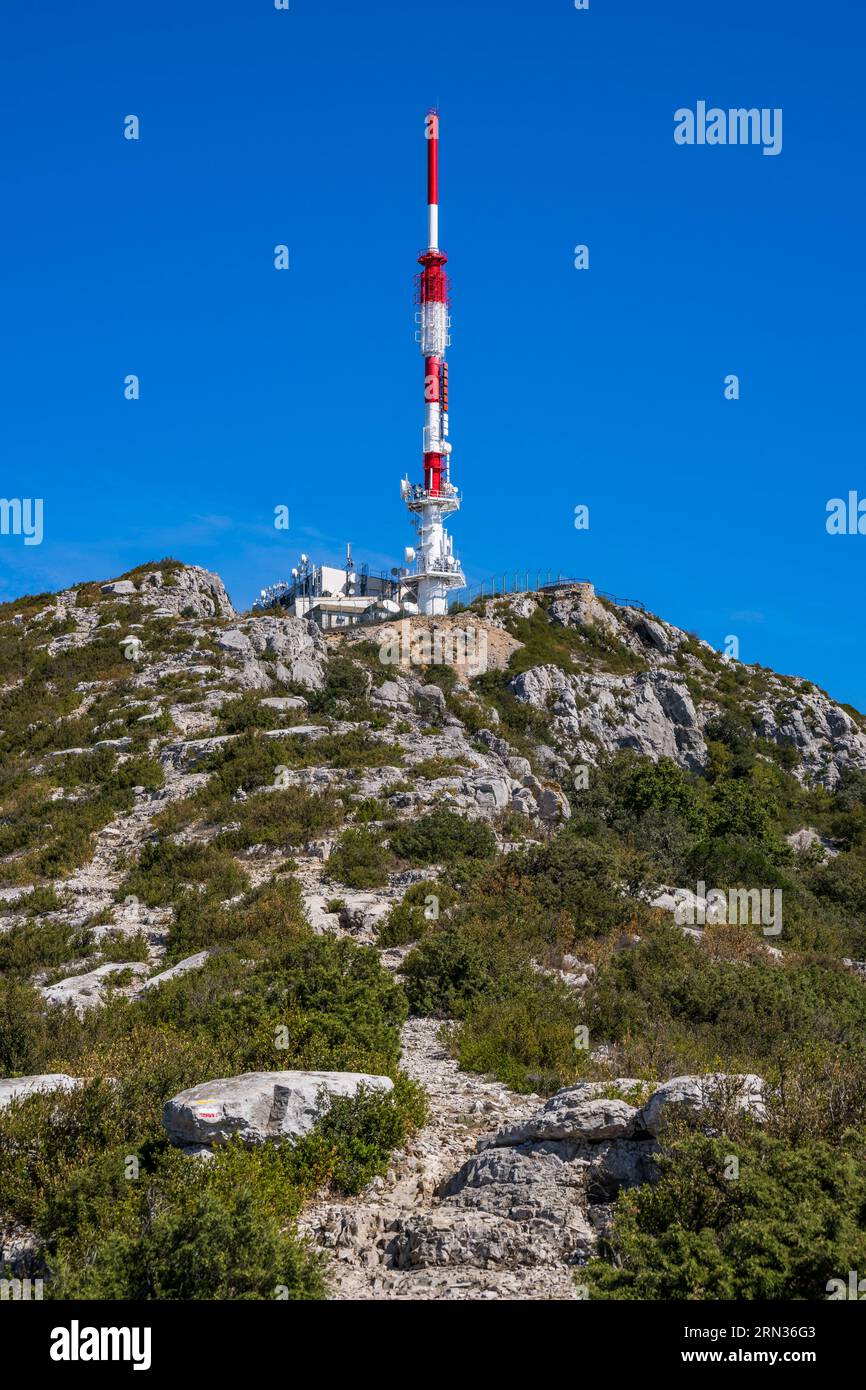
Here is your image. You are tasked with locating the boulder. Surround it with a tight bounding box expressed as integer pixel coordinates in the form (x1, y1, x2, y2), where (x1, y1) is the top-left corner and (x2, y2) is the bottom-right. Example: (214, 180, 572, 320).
(495, 1096, 638, 1146)
(260, 695, 308, 713)
(536, 785, 572, 822)
(0, 1074, 84, 1111)
(163, 1070, 394, 1148)
(162, 733, 235, 769)
(632, 616, 674, 655)
(475, 728, 512, 759)
(217, 629, 254, 657)
(510, 787, 537, 818)
(492, 1082, 644, 1146)
(100, 580, 136, 595)
(334, 892, 392, 940)
(415, 684, 447, 725)
(786, 827, 838, 858)
(636, 1073, 766, 1137)
(370, 678, 415, 714)
(239, 617, 327, 691)
(464, 774, 513, 813)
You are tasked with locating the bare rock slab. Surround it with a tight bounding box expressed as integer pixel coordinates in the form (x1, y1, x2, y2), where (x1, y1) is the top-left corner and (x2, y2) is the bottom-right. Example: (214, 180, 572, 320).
(636, 1073, 766, 1136)
(0, 1074, 84, 1111)
(163, 1070, 394, 1148)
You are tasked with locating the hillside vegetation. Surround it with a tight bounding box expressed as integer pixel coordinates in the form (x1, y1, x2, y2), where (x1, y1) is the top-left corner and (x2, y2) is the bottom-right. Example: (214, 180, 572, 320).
(2, 564, 866, 1301)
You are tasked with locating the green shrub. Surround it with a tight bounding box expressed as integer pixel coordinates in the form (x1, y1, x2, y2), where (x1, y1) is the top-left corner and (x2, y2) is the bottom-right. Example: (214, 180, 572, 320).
(218, 694, 296, 734)
(306, 655, 372, 718)
(583, 919, 866, 1077)
(412, 756, 470, 780)
(351, 795, 391, 825)
(118, 840, 249, 908)
(98, 931, 151, 964)
(0, 919, 91, 976)
(402, 925, 522, 1017)
(389, 809, 496, 864)
(377, 879, 459, 946)
(288, 1075, 428, 1196)
(50, 1183, 324, 1301)
(585, 1128, 866, 1301)
(215, 786, 344, 853)
(326, 828, 393, 889)
(377, 901, 426, 947)
(454, 983, 584, 1094)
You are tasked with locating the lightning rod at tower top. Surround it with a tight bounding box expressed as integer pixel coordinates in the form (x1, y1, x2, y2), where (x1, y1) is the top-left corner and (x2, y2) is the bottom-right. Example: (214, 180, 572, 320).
(400, 109, 466, 616)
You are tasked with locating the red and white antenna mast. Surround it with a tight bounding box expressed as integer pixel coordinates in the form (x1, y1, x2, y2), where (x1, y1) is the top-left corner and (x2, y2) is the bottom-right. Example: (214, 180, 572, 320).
(401, 109, 465, 616)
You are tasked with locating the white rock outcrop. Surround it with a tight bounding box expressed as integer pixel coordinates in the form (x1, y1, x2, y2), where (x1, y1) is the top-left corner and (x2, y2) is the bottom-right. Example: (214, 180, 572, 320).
(510, 665, 706, 774)
(41, 962, 150, 1015)
(636, 1073, 767, 1136)
(163, 1070, 394, 1148)
(0, 1075, 84, 1111)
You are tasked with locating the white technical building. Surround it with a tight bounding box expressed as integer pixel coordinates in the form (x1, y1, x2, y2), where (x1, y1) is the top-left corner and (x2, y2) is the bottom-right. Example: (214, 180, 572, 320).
(254, 548, 416, 630)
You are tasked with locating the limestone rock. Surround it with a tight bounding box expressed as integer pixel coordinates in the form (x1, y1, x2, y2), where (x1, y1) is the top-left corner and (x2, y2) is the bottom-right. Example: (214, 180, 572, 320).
(510, 665, 706, 774)
(415, 685, 447, 725)
(753, 693, 866, 789)
(636, 1073, 767, 1137)
(138, 565, 233, 618)
(462, 773, 514, 814)
(41, 962, 150, 1015)
(786, 826, 838, 857)
(371, 677, 415, 714)
(214, 616, 327, 692)
(261, 695, 308, 714)
(217, 629, 253, 656)
(139, 951, 211, 993)
(492, 1088, 642, 1145)
(0, 1074, 84, 1111)
(163, 1070, 394, 1148)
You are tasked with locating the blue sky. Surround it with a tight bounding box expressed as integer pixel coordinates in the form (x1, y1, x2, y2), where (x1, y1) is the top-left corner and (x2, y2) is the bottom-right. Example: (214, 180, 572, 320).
(1, 1, 864, 707)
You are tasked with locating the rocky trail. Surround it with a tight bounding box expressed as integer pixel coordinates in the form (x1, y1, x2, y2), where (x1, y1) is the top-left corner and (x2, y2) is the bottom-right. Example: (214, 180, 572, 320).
(291, 863, 586, 1298)
(299, 1016, 580, 1300)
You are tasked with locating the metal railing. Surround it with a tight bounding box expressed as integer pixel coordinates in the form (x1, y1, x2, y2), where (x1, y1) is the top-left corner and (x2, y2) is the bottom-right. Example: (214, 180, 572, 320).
(448, 573, 646, 612)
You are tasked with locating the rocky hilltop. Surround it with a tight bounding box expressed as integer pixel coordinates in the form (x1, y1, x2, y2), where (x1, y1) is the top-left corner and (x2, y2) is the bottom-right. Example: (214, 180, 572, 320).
(1, 560, 865, 1301)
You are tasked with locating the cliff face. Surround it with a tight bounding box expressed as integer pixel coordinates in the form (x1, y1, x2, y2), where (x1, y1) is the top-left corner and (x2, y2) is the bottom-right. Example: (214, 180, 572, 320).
(498, 587, 866, 790)
(1, 563, 864, 1300)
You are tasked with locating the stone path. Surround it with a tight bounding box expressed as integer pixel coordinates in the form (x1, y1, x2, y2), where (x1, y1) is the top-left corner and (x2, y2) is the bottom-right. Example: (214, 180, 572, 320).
(299, 1015, 580, 1300)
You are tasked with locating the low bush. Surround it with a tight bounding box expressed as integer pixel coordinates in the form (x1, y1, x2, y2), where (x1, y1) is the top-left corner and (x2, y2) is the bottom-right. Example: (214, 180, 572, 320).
(389, 809, 496, 865)
(326, 828, 393, 890)
(585, 1127, 866, 1300)
(118, 840, 249, 909)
